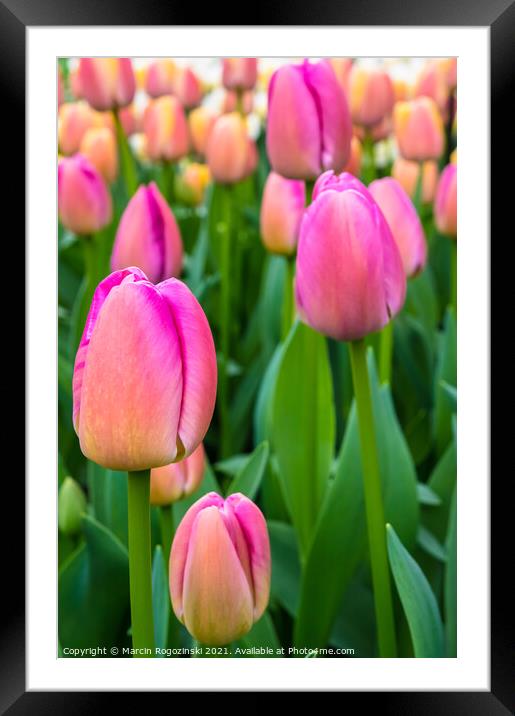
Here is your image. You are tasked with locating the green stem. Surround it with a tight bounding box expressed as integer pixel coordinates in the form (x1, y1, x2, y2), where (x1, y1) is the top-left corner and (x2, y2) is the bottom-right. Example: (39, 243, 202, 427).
(160, 505, 175, 564)
(349, 340, 397, 658)
(413, 161, 423, 215)
(113, 110, 138, 197)
(378, 320, 394, 385)
(363, 132, 376, 184)
(162, 161, 176, 206)
(305, 180, 314, 206)
(281, 255, 295, 341)
(127, 469, 155, 657)
(450, 241, 457, 315)
(219, 184, 232, 459)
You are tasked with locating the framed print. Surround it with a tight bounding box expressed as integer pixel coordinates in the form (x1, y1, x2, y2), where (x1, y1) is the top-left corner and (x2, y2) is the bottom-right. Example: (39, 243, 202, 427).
(2, 0, 507, 710)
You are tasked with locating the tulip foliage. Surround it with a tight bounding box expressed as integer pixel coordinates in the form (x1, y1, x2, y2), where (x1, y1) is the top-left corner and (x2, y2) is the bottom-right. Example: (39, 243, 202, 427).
(58, 56, 457, 658)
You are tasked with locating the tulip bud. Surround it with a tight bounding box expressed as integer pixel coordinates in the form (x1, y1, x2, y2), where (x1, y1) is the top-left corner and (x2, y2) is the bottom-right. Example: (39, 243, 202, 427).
(434, 163, 457, 237)
(170, 492, 271, 645)
(174, 163, 211, 207)
(73, 268, 217, 471)
(295, 171, 406, 341)
(222, 89, 254, 115)
(393, 97, 444, 161)
(80, 127, 118, 184)
(393, 78, 410, 103)
(77, 58, 135, 112)
(58, 154, 112, 235)
(343, 135, 362, 176)
(143, 95, 189, 162)
(58, 101, 103, 156)
(391, 157, 439, 205)
(145, 59, 177, 98)
(369, 177, 427, 277)
(111, 183, 183, 283)
(173, 67, 202, 110)
(329, 58, 353, 96)
(150, 443, 205, 506)
(58, 477, 87, 536)
(206, 113, 255, 184)
(118, 103, 140, 137)
(414, 59, 450, 114)
(188, 106, 218, 157)
(348, 66, 394, 128)
(266, 60, 352, 181)
(222, 58, 258, 91)
(260, 172, 305, 256)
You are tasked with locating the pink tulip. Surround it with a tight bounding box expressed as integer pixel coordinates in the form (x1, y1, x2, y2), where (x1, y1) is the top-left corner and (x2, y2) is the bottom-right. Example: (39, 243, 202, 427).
(348, 66, 395, 128)
(118, 103, 140, 136)
(77, 58, 135, 112)
(170, 491, 270, 645)
(73, 268, 217, 471)
(80, 126, 118, 184)
(58, 101, 103, 156)
(260, 172, 305, 256)
(369, 177, 427, 277)
(143, 96, 190, 162)
(110, 183, 183, 283)
(188, 106, 218, 157)
(222, 58, 258, 91)
(266, 60, 352, 181)
(414, 59, 450, 114)
(145, 59, 176, 98)
(206, 113, 255, 184)
(434, 163, 457, 238)
(173, 67, 202, 109)
(222, 89, 254, 115)
(150, 443, 205, 506)
(58, 155, 112, 235)
(295, 171, 406, 341)
(393, 97, 444, 161)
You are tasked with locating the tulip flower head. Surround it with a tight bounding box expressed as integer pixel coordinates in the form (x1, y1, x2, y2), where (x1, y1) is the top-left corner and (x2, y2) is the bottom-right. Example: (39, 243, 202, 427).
(143, 95, 190, 162)
(222, 58, 258, 91)
(393, 97, 444, 161)
(77, 58, 136, 112)
(206, 112, 256, 184)
(58, 101, 104, 156)
(175, 163, 211, 207)
(150, 443, 205, 506)
(170, 492, 271, 645)
(173, 67, 203, 110)
(260, 172, 306, 256)
(343, 135, 363, 177)
(295, 171, 406, 341)
(329, 58, 353, 96)
(80, 126, 118, 184)
(369, 177, 427, 277)
(73, 268, 217, 471)
(434, 163, 457, 238)
(111, 183, 183, 283)
(266, 59, 352, 181)
(145, 59, 177, 98)
(188, 106, 218, 157)
(414, 59, 451, 114)
(348, 65, 395, 128)
(58, 154, 112, 235)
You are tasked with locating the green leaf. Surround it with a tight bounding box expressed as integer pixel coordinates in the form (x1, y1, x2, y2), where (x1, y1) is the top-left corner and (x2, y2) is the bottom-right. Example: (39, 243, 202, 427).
(294, 350, 419, 650)
(434, 308, 457, 456)
(270, 320, 335, 558)
(440, 380, 457, 413)
(59, 515, 129, 650)
(387, 524, 445, 657)
(417, 525, 447, 562)
(417, 483, 442, 506)
(87, 462, 128, 546)
(152, 546, 169, 652)
(268, 521, 301, 616)
(424, 436, 457, 542)
(214, 454, 248, 478)
(226, 441, 269, 500)
(330, 569, 377, 656)
(444, 487, 457, 656)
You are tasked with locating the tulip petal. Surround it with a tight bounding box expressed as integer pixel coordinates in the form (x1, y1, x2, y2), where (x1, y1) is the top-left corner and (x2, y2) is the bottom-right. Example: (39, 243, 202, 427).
(181, 506, 254, 645)
(77, 276, 184, 470)
(227, 493, 271, 621)
(157, 278, 217, 457)
(169, 492, 225, 620)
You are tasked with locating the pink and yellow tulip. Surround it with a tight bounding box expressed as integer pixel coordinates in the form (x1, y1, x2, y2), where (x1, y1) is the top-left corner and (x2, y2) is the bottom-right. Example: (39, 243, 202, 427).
(222, 58, 258, 91)
(434, 163, 457, 238)
(79, 126, 118, 184)
(260, 172, 305, 256)
(206, 112, 256, 184)
(348, 65, 395, 128)
(150, 443, 205, 506)
(77, 58, 136, 112)
(143, 95, 190, 162)
(393, 97, 444, 161)
(391, 157, 439, 204)
(72, 268, 217, 471)
(58, 154, 112, 235)
(170, 491, 270, 645)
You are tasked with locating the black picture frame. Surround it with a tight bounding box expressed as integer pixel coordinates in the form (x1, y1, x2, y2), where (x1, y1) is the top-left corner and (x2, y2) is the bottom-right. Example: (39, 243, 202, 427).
(5, 0, 504, 711)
